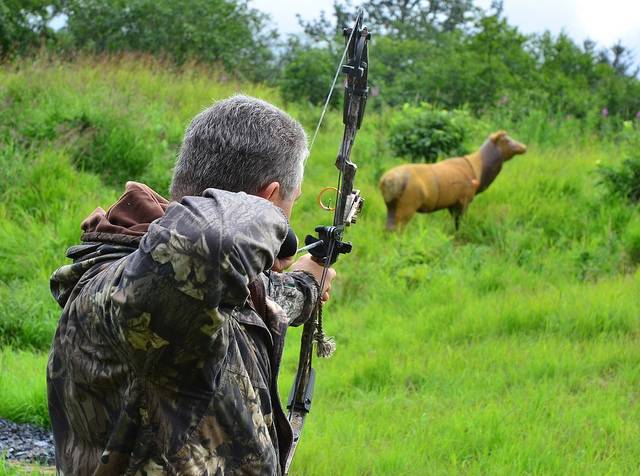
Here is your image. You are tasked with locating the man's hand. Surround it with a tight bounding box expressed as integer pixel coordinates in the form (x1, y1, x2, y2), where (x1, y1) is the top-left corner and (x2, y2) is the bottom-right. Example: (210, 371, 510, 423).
(272, 256, 295, 273)
(290, 254, 337, 302)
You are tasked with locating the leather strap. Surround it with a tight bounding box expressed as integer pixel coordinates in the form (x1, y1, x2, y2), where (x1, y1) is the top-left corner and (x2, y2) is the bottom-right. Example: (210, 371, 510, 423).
(248, 278, 267, 320)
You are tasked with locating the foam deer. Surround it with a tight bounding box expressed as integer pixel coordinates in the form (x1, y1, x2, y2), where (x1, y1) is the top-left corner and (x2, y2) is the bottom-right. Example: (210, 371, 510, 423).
(379, 131, 527, 230)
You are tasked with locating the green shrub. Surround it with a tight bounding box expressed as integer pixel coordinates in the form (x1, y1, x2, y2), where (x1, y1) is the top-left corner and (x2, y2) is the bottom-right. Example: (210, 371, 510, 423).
(623, 216, 640, 265)
(595, 155, 640, 204)
(389, 103, 468, 163)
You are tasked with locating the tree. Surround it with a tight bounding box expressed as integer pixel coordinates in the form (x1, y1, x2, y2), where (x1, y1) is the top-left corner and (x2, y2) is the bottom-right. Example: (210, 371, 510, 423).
(608, 41, 638, 77)
(0, 0, 59, 57)
(61, 0, 277, 80)
(290, 0, 640, 120)
(279, 45, 340, 106)
(297, 0, 478, 42)
(296, 4, 350, 54)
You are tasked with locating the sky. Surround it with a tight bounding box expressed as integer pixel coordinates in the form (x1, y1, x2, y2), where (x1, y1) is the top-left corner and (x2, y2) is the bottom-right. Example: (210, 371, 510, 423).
(251, 0, 640, 65)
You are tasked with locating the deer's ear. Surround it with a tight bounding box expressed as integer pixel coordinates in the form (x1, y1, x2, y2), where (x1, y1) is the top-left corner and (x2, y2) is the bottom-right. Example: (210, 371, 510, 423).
(490, 130, 507, 143)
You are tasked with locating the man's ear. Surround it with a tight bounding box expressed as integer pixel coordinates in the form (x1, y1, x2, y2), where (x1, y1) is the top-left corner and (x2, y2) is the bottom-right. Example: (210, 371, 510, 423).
(490, 130, 507, 143)
(256, 181, 281, 201)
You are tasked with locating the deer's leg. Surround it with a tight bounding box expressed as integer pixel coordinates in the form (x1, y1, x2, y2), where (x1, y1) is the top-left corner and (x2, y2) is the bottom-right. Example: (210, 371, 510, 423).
(394, 203, 418, 230)
(448, 204, 465, 231)
(385, 202, 397, 231)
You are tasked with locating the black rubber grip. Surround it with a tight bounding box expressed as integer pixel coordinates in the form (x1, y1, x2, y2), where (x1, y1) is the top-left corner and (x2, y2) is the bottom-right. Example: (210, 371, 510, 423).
(277, 227, 298, 259)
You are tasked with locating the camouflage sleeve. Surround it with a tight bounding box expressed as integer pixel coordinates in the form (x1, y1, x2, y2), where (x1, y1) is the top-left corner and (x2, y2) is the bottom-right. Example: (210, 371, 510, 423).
(264, 270, 320, 326)
(112, 190, 288, 361)
(134, 190, 288, 307)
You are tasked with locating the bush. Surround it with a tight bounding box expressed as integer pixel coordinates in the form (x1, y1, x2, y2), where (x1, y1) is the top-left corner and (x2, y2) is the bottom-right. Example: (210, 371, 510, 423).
(0, 1, 56, 58)
(595, 155, 640, 204)
(623, 215, 640, 265)
(389, 103, 469, 163)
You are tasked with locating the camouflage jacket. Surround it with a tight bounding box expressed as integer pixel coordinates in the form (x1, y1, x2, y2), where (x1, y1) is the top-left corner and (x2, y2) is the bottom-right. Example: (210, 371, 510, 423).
(47, 185, 320, 475)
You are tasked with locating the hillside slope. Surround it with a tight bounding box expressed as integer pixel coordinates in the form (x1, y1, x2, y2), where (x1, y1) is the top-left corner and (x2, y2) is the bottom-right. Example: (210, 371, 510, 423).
(1, 58, 639, 475)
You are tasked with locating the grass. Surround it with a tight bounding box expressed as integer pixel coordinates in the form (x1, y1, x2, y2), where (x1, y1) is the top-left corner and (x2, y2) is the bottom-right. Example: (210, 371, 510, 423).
(0, 459, 54, 476)
(0, 348, 50, 475)
(0, 350, 48, 426)
(0, 56, 639, 474)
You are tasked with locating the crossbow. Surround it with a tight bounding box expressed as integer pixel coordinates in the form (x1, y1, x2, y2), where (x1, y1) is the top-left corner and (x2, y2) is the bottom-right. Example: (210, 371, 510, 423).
(284, 9, 371, 474)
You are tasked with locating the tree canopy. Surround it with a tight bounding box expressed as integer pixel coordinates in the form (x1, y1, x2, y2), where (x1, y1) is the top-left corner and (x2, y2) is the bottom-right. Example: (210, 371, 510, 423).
(1, 0, 639, 119)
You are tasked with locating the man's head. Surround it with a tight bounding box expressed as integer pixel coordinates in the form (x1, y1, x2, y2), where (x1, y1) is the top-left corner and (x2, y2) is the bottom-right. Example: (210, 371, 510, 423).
(170, 95, 308, 216)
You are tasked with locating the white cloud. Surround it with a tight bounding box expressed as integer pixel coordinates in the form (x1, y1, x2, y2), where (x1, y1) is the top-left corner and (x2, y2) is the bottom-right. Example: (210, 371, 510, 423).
(252, 0, 335, 34)
(498, 0, 640, 54)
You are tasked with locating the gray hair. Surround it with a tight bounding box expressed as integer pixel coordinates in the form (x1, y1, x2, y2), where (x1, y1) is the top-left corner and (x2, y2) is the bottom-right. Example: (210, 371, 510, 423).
(170, 95, 308, 201)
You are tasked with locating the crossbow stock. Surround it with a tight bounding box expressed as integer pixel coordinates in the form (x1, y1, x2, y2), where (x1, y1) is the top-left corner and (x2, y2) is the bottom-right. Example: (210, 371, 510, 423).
(285, 9, 371, 474)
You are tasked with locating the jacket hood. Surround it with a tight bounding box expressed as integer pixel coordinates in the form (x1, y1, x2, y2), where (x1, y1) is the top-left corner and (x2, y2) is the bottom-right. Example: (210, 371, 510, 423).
(81, 181, 169, 245)
(51, 182, 169, 308)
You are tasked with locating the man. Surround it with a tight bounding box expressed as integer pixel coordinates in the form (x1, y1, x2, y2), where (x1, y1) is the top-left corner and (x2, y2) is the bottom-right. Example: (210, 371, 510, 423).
(47, 95, 336, 475)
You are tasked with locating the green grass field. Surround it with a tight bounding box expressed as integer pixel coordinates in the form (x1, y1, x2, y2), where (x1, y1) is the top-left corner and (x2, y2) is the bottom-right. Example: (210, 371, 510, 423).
(1, 57, 639, 474)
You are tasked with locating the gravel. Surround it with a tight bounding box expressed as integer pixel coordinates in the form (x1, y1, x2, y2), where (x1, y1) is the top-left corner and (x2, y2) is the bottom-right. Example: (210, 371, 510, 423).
(0, 418, 55, 465)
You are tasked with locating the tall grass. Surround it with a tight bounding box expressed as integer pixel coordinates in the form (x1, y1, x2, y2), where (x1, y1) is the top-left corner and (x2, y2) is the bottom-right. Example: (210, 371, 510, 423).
(0, 350, 48, 426)
(0, 57, 639, 474)
(0, 458, 53, 475)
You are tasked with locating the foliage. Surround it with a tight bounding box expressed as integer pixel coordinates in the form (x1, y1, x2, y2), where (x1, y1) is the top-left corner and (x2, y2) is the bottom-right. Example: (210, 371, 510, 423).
(296, 1, 640, 122)
(2, 0, 640, 124)
(623, 216, 640, 265)
(0, 75, 161, 186)
(62, 113, 155, 185)
(0, 0, 279, 79)
(596, 155, 640, 203)
(365, 0, 478, 36)
(297, 0, 479, 42)
(279, 46, 339, 106)
(389, 103, 468, 162)
(596, 155, 640, 204)
(59, 0, 277, 80)
(0, 0, 59, 58)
